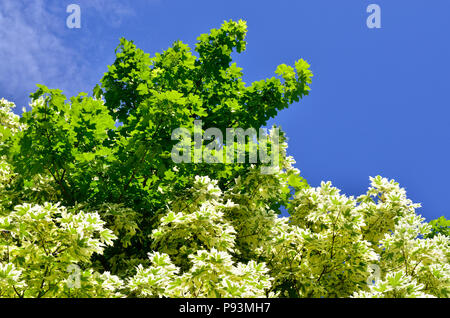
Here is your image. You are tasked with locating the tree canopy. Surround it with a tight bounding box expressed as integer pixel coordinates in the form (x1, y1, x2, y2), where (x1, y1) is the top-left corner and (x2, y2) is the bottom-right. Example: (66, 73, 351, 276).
(0, 20, 448, 298)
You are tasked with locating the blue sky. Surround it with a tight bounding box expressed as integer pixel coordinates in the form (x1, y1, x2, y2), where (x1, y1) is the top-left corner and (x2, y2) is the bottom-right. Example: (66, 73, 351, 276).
(0, 0, 449, 221)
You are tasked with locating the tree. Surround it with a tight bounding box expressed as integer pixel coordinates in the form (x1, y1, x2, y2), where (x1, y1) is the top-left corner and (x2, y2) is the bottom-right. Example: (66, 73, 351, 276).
(426, 216, 450, 239)
(0, 20, 448, 298)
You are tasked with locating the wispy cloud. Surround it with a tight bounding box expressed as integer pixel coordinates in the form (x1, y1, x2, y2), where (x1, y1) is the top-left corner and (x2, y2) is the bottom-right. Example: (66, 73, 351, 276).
(0, 0, 135, 109)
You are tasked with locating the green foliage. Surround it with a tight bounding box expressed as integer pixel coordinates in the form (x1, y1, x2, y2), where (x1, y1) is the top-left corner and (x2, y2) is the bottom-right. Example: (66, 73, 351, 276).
(0, 20, 448, 298)
(127, 250, 273, 298)
(9, 86, 115, 205)
(0, 98, 22, 146)
(426, 216, 450, 238)
(0, 203, 119, 297)
(353, 271, 435, 298)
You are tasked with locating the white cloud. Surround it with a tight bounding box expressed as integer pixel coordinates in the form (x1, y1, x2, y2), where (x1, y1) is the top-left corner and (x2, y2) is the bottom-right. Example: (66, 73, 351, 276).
(0, 0, 135, 109)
